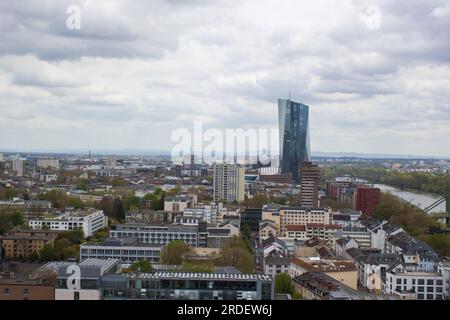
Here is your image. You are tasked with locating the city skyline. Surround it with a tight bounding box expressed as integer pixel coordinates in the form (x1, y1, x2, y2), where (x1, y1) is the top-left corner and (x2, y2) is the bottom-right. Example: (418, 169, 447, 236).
(1, 1, 450, 157)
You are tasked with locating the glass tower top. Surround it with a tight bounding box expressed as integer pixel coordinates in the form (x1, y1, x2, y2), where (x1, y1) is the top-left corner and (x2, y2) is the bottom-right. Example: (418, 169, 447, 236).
(278, 98, 311, 183)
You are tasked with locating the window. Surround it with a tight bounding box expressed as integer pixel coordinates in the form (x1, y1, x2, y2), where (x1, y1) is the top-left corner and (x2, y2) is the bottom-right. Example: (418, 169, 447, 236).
(418, 286, 424, 293)
(23, 288, 29, 296)
(427, 294, 434, 300)
(74, 292, 80, 300)
(427, 279, 433, 286)
(3, 288, 11, 296)
(417, 294, 424, 300)
(418, 279, 424, 285)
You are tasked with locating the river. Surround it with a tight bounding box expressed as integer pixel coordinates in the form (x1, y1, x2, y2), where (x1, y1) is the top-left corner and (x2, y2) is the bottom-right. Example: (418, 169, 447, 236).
(373, 184, 447, 214)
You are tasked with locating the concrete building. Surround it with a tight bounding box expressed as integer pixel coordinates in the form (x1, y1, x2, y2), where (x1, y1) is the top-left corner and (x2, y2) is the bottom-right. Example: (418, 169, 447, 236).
(164, 195, 197, 212)
(37, 158, 59, 170)
(384, 263, 445, 300)
(335, 237, 358, 258)
(0, 233, 54, 259)
(110, 223, 205, 247)
(11, 158, 24, 177)
(335, 227, 372, 249)
(362, 220, 403, 252)
(290, 257, 358, 289)
(80, 238, 163, 263)
(279, 207, 332, 236)
(285, 223, 341, 247)
(259, 220, 278, 242)
(293, 272, 399, 300)
(213, 164, 245, 203)
(0, 279, 55, 300)
(263, 256, 290, 278)
(299, 162, 320, 208)
(29, 210, 106, 238)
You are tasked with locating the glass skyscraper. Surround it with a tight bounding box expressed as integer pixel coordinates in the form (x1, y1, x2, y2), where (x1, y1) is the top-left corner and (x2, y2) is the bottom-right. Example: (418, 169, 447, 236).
(278, 98, 311, 183)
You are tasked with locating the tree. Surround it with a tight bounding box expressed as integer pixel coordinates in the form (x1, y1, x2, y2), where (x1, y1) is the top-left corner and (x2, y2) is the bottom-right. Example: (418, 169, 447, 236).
(98, 196, 114, 217)
(275, 273, 294, 294)
(58, 228, 84, 245)
(160, 240, 192, 265)
(113, 197, 125, 222)
(40, 189, 68, 209)
(39, 244, 57, 261)
(67, 197, 84, 209)
(28, 251, 40, 262)
(219, 236, 254, 273)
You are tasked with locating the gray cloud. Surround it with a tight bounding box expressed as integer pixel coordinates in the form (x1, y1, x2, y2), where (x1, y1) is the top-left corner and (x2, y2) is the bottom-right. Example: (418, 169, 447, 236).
(0, 0, 449, 156)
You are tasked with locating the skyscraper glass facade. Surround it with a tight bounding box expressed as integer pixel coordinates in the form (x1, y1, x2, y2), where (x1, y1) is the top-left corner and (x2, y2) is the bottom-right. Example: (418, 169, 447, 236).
(278, 99, 311, 183)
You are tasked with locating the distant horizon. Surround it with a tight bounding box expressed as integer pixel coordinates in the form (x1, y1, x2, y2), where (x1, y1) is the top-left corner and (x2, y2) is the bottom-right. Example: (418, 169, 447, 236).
(1, 148, 449, 160)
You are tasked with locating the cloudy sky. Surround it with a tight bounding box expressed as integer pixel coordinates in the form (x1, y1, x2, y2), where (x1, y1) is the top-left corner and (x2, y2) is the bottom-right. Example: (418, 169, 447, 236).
(0, 0, 449, 156)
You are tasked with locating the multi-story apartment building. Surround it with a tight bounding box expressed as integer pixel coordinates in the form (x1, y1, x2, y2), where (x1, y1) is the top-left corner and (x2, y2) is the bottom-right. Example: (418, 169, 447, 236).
(384, 264, 445, 300)
(290, 257, 358, 289)
(29, 210, 106, 238)
(299, 162, 320, 208)
(263, 256, 290, 278)
(164, 195, 197, 212)
(11, 158, 24, 177)
(335, 227, 372, 249)
(0, 233, 54, 259)
(213, 164, 245, 203)
(352, 186, 380, 216)
(286, 223, 341, 247)
(279, 207, 332, 236)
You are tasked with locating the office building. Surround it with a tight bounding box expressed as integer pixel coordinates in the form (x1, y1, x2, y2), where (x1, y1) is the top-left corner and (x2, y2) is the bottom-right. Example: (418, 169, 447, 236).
(110, 223, 205, 247)
(278, 98, 311, 183)
(80, 238, 163, 263)
(299, 162, 320, 208)
(29, 210, 106, 238)
(241, 208, 262, 232)
(213, 164, 245, 203)
(101, 271, 274, 300)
